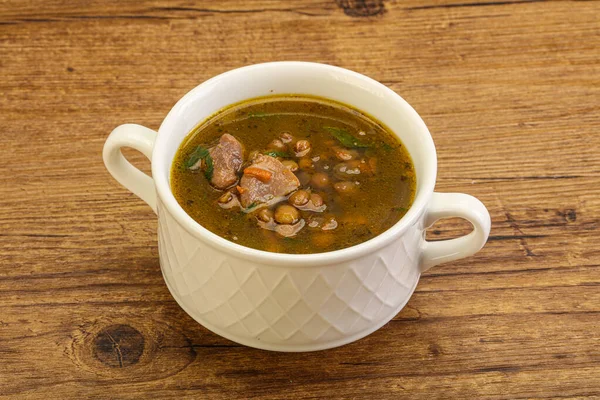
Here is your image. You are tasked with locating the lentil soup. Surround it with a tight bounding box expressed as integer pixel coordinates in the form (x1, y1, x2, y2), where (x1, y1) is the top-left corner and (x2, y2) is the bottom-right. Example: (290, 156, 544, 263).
(171, 95, 416, 253)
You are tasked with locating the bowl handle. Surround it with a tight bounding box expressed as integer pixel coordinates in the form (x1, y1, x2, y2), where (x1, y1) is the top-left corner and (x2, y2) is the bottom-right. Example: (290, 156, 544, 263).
(103, 124, 157, 213)
(420, 192, 491, 272)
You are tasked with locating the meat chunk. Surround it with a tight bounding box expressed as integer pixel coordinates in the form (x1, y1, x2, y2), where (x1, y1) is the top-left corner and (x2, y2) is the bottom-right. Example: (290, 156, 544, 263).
(239, 154, 300, 208)
(208, 134, 244, 189)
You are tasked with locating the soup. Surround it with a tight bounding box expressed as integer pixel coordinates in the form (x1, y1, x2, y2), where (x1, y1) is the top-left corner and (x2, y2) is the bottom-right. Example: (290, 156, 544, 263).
(171, 95, 416, 254)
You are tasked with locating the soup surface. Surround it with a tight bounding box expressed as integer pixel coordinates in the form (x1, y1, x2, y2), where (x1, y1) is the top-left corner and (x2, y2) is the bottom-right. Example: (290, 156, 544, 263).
(171, 95, 416, 254)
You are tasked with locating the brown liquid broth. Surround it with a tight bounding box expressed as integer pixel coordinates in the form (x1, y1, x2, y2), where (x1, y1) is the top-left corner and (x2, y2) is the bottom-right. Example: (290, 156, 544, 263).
(171, 95, 416, 253)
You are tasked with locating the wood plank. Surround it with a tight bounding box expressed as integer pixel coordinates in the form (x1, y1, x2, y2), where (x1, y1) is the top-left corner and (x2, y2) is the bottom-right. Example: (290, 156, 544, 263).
(0, 0, 599, 398)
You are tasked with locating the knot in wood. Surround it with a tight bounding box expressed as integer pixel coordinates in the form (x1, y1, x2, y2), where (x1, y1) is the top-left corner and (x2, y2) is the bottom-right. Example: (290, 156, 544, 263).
(93, 324, 144, 368)
(336, 0, 386, 17)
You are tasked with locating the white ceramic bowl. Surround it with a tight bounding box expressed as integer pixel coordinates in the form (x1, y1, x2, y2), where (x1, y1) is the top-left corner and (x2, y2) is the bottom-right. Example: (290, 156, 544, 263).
(103, 62, 491, 352)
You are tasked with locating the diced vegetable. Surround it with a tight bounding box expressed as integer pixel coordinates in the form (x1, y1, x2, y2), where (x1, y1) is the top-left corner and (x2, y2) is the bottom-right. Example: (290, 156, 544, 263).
(244, 167, 273, 183)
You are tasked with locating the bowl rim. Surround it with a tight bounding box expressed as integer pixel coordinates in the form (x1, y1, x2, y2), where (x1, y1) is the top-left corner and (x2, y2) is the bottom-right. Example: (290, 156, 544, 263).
(152, 61, 437, 267)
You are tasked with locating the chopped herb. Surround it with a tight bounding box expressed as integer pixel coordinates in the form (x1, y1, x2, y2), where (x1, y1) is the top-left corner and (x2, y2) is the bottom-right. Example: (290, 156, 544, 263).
(204, 153, 214, 180)
(242, 202, 259, 213)
(392, 207, 407, 213)
(324, 126, 371, 148)
(186, 146, 214, 180)
(185, 146, 209, 168)
(382, 143, 394, 151)
(264, 150, 290, 158)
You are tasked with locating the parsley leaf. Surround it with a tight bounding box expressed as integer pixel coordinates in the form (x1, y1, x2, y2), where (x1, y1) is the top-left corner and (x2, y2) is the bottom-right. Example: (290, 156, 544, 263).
(324, 126, 371, 148)
(185, 146, 209, 168)
(186, 146, 214, 180)
(203, 152, 214, 180)
(264, 150, 290, 158)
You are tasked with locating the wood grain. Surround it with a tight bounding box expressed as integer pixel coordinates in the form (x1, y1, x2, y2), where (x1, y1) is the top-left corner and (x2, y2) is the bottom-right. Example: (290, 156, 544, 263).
(1, 0, 599, 398)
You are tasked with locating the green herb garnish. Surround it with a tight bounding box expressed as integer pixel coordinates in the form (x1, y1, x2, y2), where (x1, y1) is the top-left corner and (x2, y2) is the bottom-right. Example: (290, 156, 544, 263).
(185, 146, 209, 168)
(264, 150, 290, 158)
(203, 153, 214, 180)
(324, 126, 371, 148)
(382, 143, 394, 151)
(186, 146, 214, 180)
(242, 202, 259, 213)
(392, 207, 407, 213)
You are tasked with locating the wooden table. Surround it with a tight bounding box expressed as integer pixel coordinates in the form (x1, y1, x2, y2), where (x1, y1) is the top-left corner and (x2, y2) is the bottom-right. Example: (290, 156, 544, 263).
(1, 0, 599, 398)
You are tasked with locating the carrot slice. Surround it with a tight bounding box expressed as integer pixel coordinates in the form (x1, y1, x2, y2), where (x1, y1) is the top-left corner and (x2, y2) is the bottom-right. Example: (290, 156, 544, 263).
(243, 167, 273, 183)
(236, 185, 247, 194)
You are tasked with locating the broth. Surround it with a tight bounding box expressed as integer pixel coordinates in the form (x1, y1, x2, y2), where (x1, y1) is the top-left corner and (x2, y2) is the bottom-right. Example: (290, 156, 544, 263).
(170, 95, 416, 254)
